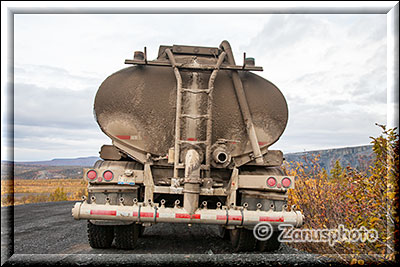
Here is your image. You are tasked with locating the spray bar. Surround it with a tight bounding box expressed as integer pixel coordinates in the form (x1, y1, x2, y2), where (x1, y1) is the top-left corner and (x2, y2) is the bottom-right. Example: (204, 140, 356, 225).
(72, 201, 303, 227)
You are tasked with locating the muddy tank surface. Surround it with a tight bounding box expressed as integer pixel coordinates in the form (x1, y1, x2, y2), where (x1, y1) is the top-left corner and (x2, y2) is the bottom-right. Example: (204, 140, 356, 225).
(94, 46, 288, 160)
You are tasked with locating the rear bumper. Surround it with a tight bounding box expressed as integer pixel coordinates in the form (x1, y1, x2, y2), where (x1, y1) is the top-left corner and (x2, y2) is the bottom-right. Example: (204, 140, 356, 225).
(72, 201, 304, 227)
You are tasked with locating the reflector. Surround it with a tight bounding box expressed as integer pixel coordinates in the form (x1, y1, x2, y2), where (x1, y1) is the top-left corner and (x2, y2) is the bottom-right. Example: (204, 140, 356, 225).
(267, 177, 276, 187)
(87, 170, 97, 180)
(103, 170, 113, 181)
(281, 177, 291, 188)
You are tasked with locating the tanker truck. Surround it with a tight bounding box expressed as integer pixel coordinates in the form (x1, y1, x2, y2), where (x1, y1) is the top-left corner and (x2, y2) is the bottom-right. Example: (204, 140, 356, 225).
(72, 40, 304, 252)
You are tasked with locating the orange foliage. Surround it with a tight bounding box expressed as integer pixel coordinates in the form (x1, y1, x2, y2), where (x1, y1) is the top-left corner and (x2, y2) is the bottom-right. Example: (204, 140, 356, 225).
(284, 124, 398, 263)
(1, 178, 87, 206)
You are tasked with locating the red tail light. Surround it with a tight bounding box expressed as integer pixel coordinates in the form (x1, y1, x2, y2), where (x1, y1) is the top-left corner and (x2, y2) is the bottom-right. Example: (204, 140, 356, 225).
(103, 170, 114, 181)
(87, 170, 97, 180)
(267, 177, 276, 187)
(281, 177, 292, 188)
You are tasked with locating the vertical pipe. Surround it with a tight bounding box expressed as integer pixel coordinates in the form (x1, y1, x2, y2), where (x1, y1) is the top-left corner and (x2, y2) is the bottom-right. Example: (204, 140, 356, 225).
(205, 51, 226, 177)
(166, 49, 183, 178)
(219, 41, 264, 164)
(183, 149, 201, 214)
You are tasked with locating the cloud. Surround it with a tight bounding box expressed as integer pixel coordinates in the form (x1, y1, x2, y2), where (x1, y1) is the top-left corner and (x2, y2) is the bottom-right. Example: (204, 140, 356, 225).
(8, 14, 391, 161)
(14, 82, 97, 129)
(244, 14, 388, 152)
(11, 64, 110, 160)
(13, 14, 269, 77)
(273, 97, 386, 153)
(14, 64, 104, 91)
(347, 15, 387, 43)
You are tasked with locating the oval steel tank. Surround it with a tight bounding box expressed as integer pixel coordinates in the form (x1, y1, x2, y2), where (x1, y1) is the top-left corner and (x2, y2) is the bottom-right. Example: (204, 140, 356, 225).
(94, 48, 288, 160)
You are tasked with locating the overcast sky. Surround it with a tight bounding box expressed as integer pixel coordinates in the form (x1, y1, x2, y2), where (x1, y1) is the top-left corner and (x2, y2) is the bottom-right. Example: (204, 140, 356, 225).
(2, 5, 398, 161)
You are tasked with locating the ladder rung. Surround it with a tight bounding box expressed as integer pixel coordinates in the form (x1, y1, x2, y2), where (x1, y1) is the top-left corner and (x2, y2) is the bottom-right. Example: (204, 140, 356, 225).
(175, 164, 185, 169)
(181, 114, 209, 119)
(182, 88, 211, 94)
(178, 140, 207, 144)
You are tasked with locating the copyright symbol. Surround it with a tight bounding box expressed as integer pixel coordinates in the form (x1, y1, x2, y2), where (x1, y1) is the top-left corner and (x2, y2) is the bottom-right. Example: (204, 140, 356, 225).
(253, 222, 273, 241)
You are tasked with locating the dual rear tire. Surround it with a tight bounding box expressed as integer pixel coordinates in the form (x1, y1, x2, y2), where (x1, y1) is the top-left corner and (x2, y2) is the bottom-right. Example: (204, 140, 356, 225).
(87, 221, 114, 249)
(229, 227, 257, 252)
(87, 221, 142, 250)
(114, 223, 141, 249)
(228, 227, 282, 252)
(256, 231, 282, 252)
(87, 221, 280, 252)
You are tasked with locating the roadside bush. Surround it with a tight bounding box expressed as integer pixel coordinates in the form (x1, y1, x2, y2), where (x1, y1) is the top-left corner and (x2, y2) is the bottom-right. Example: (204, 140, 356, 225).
(70, 187, 88, 201)
(1, 179, 87, 206)
(49, 187, 68, 202)
(1, 194, 14, 206)
(285, 124, 398, 263)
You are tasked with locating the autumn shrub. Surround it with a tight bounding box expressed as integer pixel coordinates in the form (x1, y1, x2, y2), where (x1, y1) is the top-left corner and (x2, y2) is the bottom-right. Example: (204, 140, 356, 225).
(70, 187, 88, 201)
(1, 179, 87, 206)
(285, 124, 398, 263)
(1, 194, 14, 206)
(49, 187, 68, 201)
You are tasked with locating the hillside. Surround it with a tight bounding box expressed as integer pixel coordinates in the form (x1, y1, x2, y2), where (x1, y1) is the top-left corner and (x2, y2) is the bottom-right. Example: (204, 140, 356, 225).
(1, 164, 85, 180)
(2, 146, 374, 180)
(1, 156, 100, 180)
(284, 145, 373, 172)
(15, 156, 100, 166)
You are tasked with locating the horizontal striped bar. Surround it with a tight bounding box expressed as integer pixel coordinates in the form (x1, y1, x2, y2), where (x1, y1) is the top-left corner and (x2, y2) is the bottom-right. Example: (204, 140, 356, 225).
(90, 210, 116, 216)
(216, 215, 227, 221)
(175, 213, 191, 219)
(259, 216, 284, 222)
(228, 215, 242, 221)
(191, 214, 201, 219)
(141, 212, 158, 218)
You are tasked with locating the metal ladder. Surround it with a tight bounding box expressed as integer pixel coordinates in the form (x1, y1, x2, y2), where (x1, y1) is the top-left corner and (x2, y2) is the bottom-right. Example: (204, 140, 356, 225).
(165, 49, 226, 178)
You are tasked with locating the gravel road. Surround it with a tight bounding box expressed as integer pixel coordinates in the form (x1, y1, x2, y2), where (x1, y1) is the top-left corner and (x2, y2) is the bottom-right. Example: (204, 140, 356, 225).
(1, 201, 333, 266)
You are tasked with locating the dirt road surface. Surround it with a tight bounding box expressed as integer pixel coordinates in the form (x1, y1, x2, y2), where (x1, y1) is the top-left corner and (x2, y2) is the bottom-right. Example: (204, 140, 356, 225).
(1, 201, 333, 266)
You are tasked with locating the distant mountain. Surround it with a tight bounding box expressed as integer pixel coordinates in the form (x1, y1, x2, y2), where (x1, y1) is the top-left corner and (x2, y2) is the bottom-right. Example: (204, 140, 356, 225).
(14, 156, 101, 167)
(284, 145, 374, 173)
(1, 157, 101, 180)
(2, 145, 374, 180)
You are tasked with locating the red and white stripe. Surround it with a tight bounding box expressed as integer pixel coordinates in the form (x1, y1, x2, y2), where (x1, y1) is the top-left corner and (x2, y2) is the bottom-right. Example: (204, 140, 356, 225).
(90, 210, 117, 216)
(259, 216, 284, 222)
(89, 210, 285, 224)
(116, 135, 140, 140)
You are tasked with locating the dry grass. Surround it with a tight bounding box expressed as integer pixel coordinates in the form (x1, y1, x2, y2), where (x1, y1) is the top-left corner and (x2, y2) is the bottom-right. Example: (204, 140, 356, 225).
(1, 178, 87, 206)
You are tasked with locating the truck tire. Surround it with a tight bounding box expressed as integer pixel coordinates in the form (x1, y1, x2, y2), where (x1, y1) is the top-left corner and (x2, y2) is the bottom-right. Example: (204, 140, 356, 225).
(114, 223, 140, 249)
(138, 224, 145, 237)
(87, 221, 114, 248)
(218, 226, 229, 240)
(256, 231, 282, 252)
(229, 228, 257, 252)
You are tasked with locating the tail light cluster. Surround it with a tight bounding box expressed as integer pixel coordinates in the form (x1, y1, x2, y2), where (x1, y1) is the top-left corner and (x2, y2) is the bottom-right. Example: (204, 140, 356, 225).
(267, 176, 292, 189)
(87, 169, 114, 182)
(281, 177, 292, 188)
(266, 176, 276, 187)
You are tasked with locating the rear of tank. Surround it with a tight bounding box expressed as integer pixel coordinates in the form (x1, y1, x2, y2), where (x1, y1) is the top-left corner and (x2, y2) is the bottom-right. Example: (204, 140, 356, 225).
(93, 50, 288, 164)
(72, 43, 303, 252)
